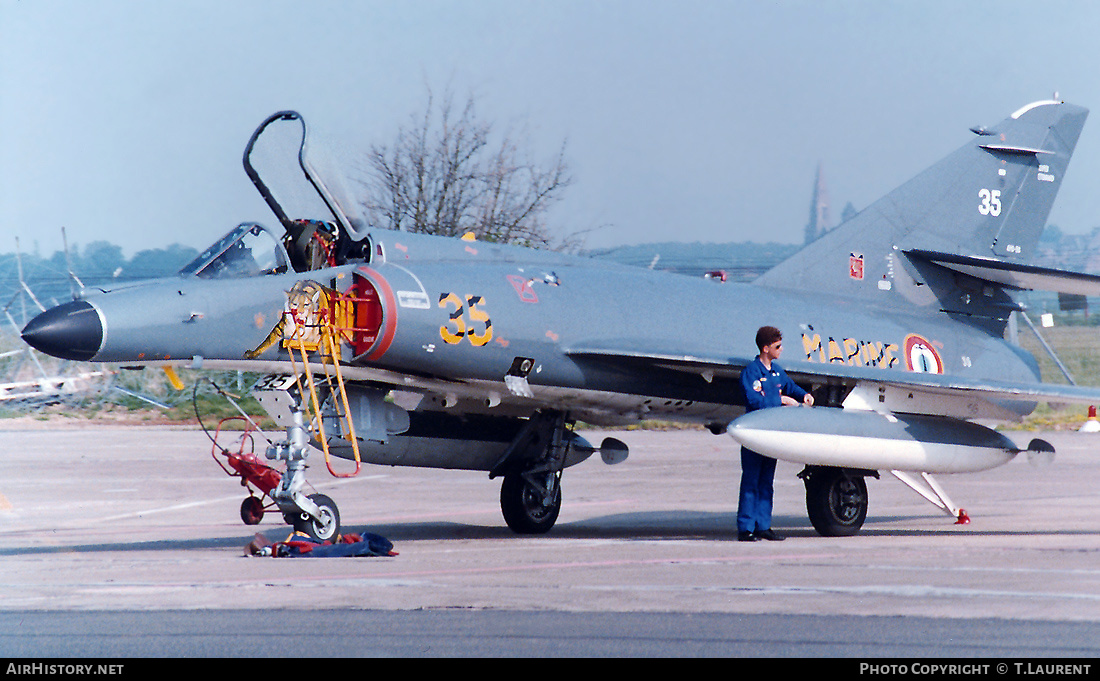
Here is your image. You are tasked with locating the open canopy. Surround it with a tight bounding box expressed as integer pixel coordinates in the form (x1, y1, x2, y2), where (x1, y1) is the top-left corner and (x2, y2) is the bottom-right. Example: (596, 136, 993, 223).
(243, 111, 370, 244)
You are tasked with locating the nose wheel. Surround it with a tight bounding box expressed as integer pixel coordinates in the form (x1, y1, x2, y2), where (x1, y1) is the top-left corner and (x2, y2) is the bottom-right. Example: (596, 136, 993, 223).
(290, 493, 341, 542)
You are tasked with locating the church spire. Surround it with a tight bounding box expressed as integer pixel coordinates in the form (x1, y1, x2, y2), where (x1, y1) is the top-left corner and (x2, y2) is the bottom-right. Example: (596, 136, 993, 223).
(804, 162, 832, 244)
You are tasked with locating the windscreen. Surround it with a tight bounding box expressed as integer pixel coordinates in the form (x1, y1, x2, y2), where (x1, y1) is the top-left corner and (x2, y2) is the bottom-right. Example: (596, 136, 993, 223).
(179, 223, 289, 279)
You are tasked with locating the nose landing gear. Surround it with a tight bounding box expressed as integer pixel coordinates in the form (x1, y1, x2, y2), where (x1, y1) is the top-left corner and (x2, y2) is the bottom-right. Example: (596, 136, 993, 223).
(267, 408, 343, 542)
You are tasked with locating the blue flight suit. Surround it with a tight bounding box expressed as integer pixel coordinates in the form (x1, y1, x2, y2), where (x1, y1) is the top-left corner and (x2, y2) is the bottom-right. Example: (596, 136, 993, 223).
(737, 357, 807, 534)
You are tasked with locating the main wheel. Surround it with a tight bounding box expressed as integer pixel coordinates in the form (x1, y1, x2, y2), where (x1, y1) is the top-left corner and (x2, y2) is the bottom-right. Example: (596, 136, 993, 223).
(804, 467, 868, 537)
(293, 493, 341, 542)
(500, 471, 561, 534)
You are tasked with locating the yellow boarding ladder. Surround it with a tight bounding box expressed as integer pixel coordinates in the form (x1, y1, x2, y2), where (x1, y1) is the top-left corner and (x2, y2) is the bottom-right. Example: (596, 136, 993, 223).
(282, 288, 361, 478)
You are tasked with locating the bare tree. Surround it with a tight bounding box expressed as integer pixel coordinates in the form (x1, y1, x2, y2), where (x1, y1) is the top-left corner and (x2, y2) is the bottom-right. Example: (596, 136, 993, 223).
(360, 88, 578, 250)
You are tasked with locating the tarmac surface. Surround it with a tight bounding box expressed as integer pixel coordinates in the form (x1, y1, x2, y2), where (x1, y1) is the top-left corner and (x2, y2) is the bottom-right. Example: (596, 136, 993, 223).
(3, 423, 1100, 657)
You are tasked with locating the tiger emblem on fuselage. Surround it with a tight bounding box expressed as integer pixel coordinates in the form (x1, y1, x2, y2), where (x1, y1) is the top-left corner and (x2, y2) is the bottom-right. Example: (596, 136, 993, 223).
(245, 280, 353, 359)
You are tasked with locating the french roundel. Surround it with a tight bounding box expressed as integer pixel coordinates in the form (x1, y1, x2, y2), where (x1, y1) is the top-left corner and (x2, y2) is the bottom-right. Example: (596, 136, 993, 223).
(904, 334, 943, 374)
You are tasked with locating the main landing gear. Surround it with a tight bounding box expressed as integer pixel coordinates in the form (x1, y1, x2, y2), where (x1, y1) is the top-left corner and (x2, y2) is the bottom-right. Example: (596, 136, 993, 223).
(799, 466, 875, 537)
(500, 470, 562, 534)
(491, 410, 573, 535)
(801, 458, 1043, 536)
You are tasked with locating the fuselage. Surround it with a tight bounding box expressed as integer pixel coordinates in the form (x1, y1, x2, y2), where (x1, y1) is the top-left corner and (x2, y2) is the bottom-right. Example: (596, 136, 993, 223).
(22, 229, 1042, 428)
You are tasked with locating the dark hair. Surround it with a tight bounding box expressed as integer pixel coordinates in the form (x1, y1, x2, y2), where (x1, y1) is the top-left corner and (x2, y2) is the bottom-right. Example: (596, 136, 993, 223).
(755, 325, 782, 350)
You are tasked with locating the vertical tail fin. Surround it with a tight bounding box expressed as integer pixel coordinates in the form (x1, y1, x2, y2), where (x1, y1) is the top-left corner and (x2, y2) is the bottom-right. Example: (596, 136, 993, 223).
(757, 100, 1088, 314)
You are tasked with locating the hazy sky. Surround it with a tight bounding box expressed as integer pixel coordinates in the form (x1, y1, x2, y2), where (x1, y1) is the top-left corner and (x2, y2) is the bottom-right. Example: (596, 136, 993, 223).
(4, 0, 1100, 258)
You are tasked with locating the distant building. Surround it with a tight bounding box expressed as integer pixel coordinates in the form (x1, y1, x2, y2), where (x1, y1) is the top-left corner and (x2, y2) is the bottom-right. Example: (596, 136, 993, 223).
(1034, 225, 1100, 274)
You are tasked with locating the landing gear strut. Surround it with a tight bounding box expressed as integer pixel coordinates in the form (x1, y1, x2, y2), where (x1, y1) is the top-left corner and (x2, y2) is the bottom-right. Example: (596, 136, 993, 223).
(267, 407, 343, 542)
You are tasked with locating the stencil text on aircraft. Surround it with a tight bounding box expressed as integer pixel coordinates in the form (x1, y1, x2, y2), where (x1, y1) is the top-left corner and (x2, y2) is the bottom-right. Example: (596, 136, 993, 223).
(802, 333, 900, 368)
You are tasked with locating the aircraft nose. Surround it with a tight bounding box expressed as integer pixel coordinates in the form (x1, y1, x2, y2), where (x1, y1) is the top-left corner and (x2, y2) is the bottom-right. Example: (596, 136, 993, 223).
(21, 300, 103, 361)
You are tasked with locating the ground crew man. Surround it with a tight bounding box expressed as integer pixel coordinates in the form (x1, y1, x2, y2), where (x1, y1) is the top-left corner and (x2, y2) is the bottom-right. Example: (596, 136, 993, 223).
(737, 325, 813, 541)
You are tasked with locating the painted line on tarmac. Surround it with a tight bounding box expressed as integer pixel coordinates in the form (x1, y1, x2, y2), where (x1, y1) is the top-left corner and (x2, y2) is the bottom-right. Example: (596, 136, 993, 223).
(339, 552, 838, 580)
(706, 584, 1100, 602)
(365, 498, 639, 523)
(88, 475, 388, 523)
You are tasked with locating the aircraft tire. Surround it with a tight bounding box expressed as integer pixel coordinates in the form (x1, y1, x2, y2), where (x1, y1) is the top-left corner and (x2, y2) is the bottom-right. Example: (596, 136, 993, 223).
(293, 493, 341, 542)
(804, 467, 867, 537)
(500, 471, 561, 534)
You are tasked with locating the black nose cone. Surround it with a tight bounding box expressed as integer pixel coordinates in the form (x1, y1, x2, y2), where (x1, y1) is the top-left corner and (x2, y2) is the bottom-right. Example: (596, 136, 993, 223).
(21, 301, 103, 361)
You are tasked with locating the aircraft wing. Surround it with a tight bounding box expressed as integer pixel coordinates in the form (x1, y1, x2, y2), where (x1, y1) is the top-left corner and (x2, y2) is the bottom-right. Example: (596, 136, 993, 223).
(567, 345, 1100, 418)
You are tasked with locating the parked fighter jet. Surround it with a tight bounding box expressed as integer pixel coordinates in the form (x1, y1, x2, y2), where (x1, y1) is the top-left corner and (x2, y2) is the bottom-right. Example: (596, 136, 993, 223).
(22, 100, 1100, 539)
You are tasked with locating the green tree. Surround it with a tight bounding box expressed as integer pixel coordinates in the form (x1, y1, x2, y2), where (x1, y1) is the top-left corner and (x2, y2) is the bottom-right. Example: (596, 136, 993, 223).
(125, 244, 199, 278)
(82, 241, 126, 279)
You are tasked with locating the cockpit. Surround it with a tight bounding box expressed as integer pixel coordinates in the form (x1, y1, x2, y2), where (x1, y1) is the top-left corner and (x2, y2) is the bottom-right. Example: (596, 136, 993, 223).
(180, 110, 374, 280)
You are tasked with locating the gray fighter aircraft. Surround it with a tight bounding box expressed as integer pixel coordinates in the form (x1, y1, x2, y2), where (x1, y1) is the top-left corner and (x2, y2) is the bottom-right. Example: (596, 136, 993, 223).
(22, 100, 1100, 539)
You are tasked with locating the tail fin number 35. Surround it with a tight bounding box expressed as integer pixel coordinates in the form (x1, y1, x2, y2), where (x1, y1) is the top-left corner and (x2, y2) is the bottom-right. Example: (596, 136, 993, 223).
(978, 188, 1002, 216)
